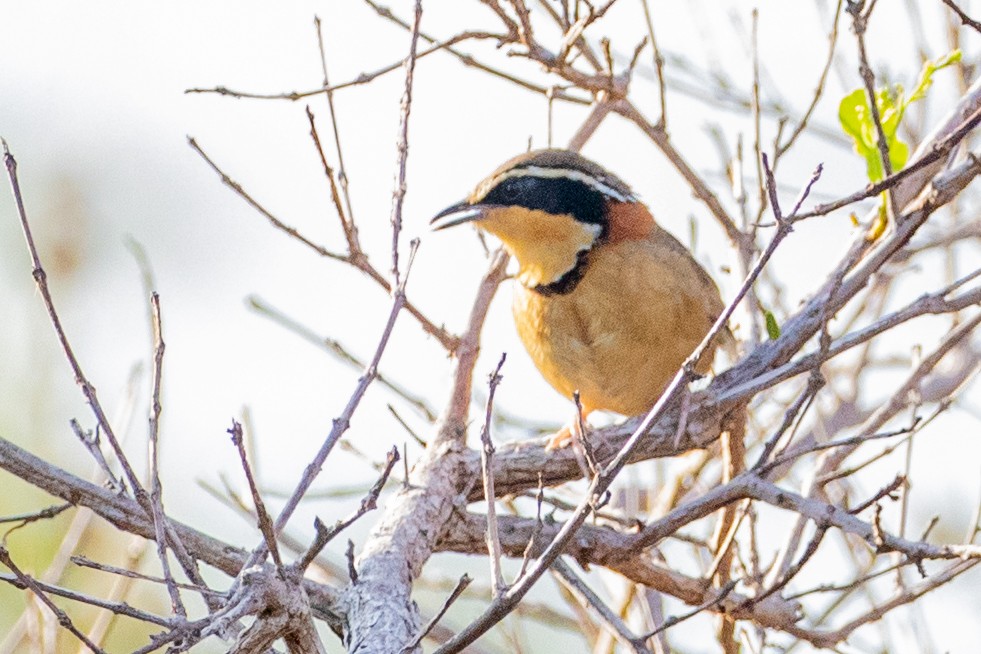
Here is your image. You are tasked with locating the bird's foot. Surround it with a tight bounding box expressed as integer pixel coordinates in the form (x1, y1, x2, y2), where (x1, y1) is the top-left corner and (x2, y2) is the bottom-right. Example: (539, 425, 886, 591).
(544, 424, 574, 451)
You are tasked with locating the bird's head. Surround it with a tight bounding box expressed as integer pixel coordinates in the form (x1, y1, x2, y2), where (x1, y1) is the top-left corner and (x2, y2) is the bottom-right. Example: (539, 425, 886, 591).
(431, 149, 652, 294)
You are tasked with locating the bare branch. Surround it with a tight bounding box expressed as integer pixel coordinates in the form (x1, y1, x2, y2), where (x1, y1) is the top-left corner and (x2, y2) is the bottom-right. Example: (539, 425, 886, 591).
(0, 546, 110, 654)
(551, 558, 652, 654)
(294, 446, 400, 572)
(401, 574, 473, 653)
(940, 0, 981, 34)
(479, 353, 508, 596)
(343, 251, 508, 652)
(228, 420, 283, 571)
(0, 503, 71, 527)
(146, 293, 186, 617)
(389, 0, 422, 288)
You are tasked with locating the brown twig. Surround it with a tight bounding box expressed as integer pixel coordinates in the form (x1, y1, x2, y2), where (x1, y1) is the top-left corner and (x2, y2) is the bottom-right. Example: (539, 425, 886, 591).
(0, 546, 110, 654)
(0, 503, 72, 527)
(364, 0, 590, 105)
(294, 446, 400, 572)
(248, 295, 438, 422)
(551, 558, 652, 654)
(401, 574, 473, 653)
(0, 568, 182, 632)
(640, 580, 738, 639)
(146, 293, 186, 617)
(228, 420, 283, 571)
(270, 239, 419, 538)
(3, 140, 147, 512)
(390, 0, 422, 289)
(305, 105, 360, 255)
(940, 0, 981, 34)
(516, 475, 545, 582)
(480, 353, 508, 596)
(847, 1, 894, 181)
(639, 0, 668, 126)
(189, 135, 460, 352)
(186, 31, 509, 102)
(71, 554, 222, 597)
(776, 0, 844, 158)
(69, 419, 125, 494)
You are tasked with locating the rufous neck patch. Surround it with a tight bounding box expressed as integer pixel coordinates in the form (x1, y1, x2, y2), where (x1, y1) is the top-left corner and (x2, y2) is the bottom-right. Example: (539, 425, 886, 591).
(606, 200, 654, 243)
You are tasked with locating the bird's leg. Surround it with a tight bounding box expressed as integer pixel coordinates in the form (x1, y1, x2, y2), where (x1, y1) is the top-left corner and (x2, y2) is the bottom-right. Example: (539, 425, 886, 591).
(546, 403, 597, 480)
(544, 419, 575, 451)
(544, 397, 591, 452)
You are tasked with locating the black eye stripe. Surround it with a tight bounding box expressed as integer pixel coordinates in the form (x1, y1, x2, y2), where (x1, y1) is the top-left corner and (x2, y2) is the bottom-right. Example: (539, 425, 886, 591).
(482, 175, 607, 228)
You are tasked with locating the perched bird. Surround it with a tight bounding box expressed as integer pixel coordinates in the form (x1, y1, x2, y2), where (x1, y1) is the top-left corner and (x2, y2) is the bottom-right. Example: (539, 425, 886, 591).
(432, 149, 729, 448)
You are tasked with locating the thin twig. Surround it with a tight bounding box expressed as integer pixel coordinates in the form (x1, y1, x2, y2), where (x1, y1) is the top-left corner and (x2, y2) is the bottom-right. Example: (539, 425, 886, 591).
(0, 568, 180, 630)
(305, 106, 359, 254)
(940, 0, 981, 34)
(848, 2, 893, 181)
(401, 574, 473, 652)
(516, 475, 545, 582)
(228, 420, 283, 571)
(146, 293, 186, 617)
(567, 95, 616, 152)
(189, 136, 460, 352)
(551, 558, 653, 654)
(639, 0, 667, 126)
(186, 31, 509, 101)
(0, 503, 72, 527)
(69, 420, 125, 495)
(315, 15, 358, 228)
(248, 295, 438, 422)
(187, 137, 346, 261)
(775, 0, 844, 158)
(294, 446, 400, 572)
(640, 580, 738, 639)
(390, 0, 423, 288)
(3, 141, 147, 514)
(364, 0, 590, 105)
(480, 353, 508, 596)
(0, 546, 109, 654)
(71, 554, 223, 597)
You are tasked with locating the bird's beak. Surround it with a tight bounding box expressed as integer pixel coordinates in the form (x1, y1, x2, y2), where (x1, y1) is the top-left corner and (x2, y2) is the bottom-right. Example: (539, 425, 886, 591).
(430, 200, 492, 231)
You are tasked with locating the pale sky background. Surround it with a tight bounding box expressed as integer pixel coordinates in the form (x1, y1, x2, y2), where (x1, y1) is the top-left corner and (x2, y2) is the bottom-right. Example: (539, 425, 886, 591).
(1, 1, 979, 652)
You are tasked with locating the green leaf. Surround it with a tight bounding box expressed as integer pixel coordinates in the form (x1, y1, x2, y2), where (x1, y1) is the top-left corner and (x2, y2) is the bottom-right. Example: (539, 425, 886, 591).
(908, 50, 961, 104)
(838, 50, 960, 182)
(764, 310, 781, 340)
(838, 50, 961, 182)
(838, 89, 883, 182)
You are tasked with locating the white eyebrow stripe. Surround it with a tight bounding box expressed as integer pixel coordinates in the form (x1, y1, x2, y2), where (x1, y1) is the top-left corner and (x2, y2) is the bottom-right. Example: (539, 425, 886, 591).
(487, 165, 636, 202)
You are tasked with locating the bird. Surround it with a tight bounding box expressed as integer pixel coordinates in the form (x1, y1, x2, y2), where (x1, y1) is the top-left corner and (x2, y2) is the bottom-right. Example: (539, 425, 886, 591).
(431, 149, 730, 449)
